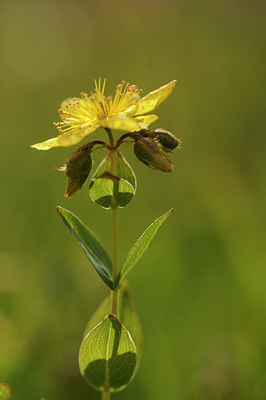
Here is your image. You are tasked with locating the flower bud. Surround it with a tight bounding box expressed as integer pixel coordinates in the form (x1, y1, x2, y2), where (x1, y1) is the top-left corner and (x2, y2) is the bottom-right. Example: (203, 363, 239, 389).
(138, 128, 181, 152)
(153, 129, 181, 152)
(134, 137, 174, 172)
(65, 143, 93, 198)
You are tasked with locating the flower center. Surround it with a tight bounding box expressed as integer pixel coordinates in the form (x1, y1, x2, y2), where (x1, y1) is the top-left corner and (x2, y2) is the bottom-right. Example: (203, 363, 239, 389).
(54, 78, 143, 135)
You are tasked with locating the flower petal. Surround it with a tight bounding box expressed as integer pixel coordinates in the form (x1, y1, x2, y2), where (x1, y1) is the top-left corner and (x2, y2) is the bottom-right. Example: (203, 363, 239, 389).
(99, 116, 141, 131)
(129, 80, 177, 116)
(31, 137, 62, 150)
(58, 125, 98, 146)
(134, 114, 158, 128)
(31, 125, 98, 150)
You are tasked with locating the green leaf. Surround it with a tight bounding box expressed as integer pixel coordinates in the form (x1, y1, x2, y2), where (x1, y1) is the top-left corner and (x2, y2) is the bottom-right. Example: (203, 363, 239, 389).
(57, 207, 113, 289)
(118, 284, 143, 368)
(114, 209, 174, 287)
(79, 314, 137, 392)
(117, 151, 136, 191)
(0, 384, 11, 400)
(84, 283, 143, 368)
(89, 151, 136, 209)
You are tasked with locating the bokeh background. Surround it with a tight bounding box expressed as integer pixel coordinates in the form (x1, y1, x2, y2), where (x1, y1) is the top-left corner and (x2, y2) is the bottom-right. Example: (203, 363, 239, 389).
(1, 0, 265, 399)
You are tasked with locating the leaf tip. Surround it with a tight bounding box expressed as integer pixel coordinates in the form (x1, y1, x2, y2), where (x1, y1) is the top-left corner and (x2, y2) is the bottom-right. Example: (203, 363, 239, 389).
(164, 208, 174, 217)
(56, 206, 65, 215)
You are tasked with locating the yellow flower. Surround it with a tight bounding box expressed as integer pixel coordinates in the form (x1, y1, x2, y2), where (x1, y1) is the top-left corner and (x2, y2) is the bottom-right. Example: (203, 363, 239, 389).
(31, 78, 177, 150)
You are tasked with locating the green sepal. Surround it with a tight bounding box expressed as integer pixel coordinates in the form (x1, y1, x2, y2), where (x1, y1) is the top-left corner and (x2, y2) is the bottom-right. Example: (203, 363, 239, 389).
(57, 206, 113, 289)
(0, 384, 11, 400)
(79, 314, 137, 392)
(84, 282, 143, 369)
(114, 209, 173, 287)
(89, 151, 136, 209)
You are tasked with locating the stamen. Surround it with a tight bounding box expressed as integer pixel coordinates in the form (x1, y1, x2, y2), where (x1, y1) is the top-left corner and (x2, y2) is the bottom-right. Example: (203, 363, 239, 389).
(53, 77, 143, 137)
(94, 78, 98, 93)
(98, 76, 101, 93)
(102, 77, 106, 95)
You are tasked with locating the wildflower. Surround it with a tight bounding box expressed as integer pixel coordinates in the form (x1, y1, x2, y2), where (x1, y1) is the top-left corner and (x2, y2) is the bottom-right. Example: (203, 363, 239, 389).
(31, 78, 177, 150)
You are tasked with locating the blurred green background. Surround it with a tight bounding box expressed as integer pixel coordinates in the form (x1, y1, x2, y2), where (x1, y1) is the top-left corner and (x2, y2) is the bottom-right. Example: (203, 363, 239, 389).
(1, 0, 265, 399)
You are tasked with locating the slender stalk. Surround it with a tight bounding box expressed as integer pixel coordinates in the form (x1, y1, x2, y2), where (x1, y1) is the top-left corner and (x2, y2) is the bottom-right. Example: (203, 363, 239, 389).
(106, 128, 114, 148)
(102, 390, 111, 400)
(114, 131, 136, 148)
(90, 140, 112, 151)
(105, 129, 119, 316)
(111, 206, 119, 314)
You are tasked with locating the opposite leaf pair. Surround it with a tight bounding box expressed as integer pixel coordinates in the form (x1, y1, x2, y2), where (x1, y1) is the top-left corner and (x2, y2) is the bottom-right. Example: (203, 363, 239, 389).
(57, 206, 173, 394)
(57, 207, 173, 290)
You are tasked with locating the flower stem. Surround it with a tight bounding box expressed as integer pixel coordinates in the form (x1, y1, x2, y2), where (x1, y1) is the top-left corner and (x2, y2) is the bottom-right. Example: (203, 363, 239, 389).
(111, 206, 119, 315)
(102, 390, 111, 400)
(106, 128, 114, 148)
(106, 129, 119, 316)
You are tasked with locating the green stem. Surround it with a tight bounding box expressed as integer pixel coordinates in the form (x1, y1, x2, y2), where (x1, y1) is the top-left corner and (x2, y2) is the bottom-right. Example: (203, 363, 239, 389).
(111, 206, 119, 315)
(106, 129, 119, 316)
(106, 128, 114, 148)
(102, 390, 111, 400)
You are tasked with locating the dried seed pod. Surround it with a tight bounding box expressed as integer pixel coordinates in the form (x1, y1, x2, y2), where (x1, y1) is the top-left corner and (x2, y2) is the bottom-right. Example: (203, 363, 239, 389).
(65, 143, 94, 198)
(134, 137, 174, 172)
